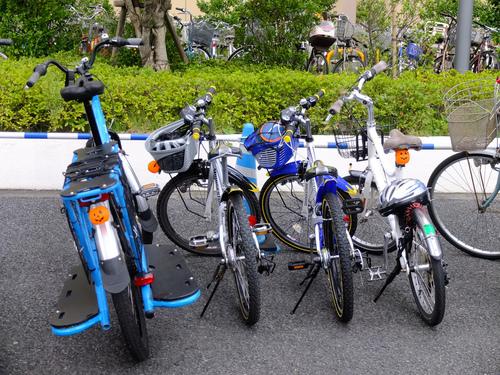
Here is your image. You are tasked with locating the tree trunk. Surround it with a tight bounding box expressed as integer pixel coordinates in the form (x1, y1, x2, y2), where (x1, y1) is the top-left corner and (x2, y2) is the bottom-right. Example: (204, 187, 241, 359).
(123, 0, 172, 71)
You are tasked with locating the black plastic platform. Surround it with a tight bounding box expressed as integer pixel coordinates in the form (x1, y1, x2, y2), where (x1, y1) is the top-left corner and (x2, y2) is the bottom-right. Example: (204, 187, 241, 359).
(50, 264, 99, 329)
(145, 244, 200, 301)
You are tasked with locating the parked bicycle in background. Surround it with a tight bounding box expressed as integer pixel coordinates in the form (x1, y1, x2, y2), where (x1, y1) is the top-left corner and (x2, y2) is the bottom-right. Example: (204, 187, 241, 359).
(66, 3, 110, 54)
(428, 78, 500, 259)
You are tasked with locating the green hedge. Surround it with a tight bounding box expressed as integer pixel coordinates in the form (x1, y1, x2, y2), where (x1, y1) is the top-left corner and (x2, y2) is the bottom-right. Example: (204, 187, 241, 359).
(1, 53, 499, 136)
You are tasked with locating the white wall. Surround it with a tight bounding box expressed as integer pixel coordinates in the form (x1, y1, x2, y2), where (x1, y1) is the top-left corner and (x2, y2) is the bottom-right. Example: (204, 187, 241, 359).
(0, 134, 459, 191)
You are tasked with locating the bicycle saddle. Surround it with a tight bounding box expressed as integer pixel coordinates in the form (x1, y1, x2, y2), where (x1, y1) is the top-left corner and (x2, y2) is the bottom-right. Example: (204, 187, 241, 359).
(383, 129, 422, 151)
(60, 76, 105, 102)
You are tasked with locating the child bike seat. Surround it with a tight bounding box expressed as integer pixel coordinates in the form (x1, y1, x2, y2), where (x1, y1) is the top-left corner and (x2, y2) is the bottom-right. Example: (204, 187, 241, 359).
(60, 76, 105, 102)
(383, 129, 422, 151)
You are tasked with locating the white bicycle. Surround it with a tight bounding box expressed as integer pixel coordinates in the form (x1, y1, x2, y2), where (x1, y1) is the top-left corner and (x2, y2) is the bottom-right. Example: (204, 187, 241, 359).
(328, 60, 449, 326)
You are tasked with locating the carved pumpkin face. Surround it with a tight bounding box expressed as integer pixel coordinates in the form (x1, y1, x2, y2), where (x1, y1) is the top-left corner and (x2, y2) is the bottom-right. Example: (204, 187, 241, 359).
(89, 206, 110, 225)
(395, 149, 410, 165)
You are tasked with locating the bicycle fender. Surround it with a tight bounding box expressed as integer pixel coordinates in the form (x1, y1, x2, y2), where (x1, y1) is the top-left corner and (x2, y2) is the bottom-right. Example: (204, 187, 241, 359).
(221, 185, 243, 202)
(336, 175, 357, 194)
(411, 207, 442, 260)
(267, 161, 303, 177)
(228, 165, 259, 193)
(316, 178, 338, 203)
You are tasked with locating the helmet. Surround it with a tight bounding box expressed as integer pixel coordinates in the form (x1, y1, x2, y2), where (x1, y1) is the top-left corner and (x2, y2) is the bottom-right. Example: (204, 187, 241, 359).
(145, 119, 198, 173)
(378, 178, 428, 216)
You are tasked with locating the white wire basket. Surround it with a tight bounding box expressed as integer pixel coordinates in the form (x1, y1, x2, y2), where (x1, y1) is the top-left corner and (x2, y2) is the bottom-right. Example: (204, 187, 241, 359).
(443, 78, 500, 151)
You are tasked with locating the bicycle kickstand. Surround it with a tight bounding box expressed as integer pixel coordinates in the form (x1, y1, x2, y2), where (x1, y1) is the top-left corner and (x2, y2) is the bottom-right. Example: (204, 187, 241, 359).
(200, 262, 226, 318)
(290, 263, 321, 314)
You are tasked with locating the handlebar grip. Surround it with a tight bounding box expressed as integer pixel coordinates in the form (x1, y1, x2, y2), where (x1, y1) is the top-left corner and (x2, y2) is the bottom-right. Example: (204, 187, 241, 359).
(192, 125, 202, 140)
(127, 38, 145, 46)
(207, 86, 216, 96)
(25, 64, 47, 89)
(316, 89, 325, 99)
(283, 123, 295, 143)
(176, 7, 186, 11)
(0, 39, 12, 46)
(370, 60, 388, 75)
(329, 99, 344, 115)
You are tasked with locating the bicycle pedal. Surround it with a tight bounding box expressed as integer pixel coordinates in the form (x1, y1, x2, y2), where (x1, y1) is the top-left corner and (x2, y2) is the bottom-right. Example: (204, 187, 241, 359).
(140, 183, 160, 197)
(343, 198, 364, 214)
(258, 256, 276, 275)
(188, 235, 209, 249)
(252, 223, 272, 235)
(288, 260, 310, 270)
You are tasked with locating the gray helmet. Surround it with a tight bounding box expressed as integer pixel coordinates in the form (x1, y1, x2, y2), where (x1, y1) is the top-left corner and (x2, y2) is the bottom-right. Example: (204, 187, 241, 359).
(145, 119, 198, 173)
(378, 178, 428, 217)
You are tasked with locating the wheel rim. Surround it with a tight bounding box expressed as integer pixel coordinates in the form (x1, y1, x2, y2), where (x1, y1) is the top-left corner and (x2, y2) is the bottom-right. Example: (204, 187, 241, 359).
(409, 228, 436, 315)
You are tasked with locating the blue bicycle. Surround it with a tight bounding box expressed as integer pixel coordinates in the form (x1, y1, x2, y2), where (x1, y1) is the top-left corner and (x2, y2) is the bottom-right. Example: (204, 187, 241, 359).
(245, 90, 361, 321)
(25, 36, 200, 362)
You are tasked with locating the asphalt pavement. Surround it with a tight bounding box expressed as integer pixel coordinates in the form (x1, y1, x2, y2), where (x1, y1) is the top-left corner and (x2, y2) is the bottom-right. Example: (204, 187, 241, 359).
(0, 190, 499, 375)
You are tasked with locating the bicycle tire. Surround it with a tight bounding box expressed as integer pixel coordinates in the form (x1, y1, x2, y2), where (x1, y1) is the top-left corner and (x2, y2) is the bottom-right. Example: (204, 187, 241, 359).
(260, 174, 356, 252)
(427, 151, 500, 259)
(407, 207, 446, 326)
(342, 175, 397, 254)
(469, 51, 500, 73)
(433, 54, 454, 73)
(112, 282, 150, 361)
(185, 46, 210, 62)
(307, 53, 329, 75)
(332, 55, 365, 75)
(322, 192, 354, 322)
(228, 46, 256, 63)
(226, 192, 261, 325)
(157, 164, 260, 255)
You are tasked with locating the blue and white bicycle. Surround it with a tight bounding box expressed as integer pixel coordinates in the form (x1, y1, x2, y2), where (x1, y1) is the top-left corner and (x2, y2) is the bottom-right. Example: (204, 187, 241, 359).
(25, 36, 200, 361)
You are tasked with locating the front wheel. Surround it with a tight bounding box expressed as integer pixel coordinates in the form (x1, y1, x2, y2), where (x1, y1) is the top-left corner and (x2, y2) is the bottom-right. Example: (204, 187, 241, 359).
(332, 55, 365, 75)
(322, 192, 354, 322)
(407, 209, 446, 326)
(112, 282, 150, 361)
(307, 53, 329, 75)
(427, 152, 500, 259)
(226, 192, 261, 325)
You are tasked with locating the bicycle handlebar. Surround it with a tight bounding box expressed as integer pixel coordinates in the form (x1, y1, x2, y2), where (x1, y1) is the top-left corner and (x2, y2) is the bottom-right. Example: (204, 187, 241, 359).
(0, 39, 12, 46)
(25, 37, 144, 89)
(282, 89, 325, 143)
(184, 86, 216, 140)
(328, 61, 387, 116)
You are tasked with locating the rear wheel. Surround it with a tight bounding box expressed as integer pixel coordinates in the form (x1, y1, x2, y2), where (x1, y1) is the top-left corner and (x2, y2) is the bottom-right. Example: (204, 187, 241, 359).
(469, 51, 500, 73)
(433, 54, 454, 73)
(342, 175, 397, 254)
(226, 193, 261, 325)
(157, 165, 260, 255)
(307, 53, 329, 75)
(322, 192, 354, 322)
(260, 174, 356, 252)
(112, 282, 150, 361)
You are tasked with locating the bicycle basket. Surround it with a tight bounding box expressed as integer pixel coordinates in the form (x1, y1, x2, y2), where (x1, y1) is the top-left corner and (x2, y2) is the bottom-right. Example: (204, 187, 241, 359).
(332, 116, 398, 161)
(189, 21, 218, 48)
(335, 18, 355, 42)
(145, 119, 198, 173)
(244, 121, 298, 169)
(443, 78, 500, 151)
